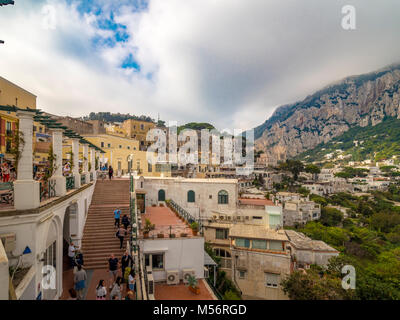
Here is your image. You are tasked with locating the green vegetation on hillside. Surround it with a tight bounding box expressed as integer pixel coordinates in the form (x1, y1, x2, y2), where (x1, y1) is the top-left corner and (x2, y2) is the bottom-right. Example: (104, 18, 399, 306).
(177, 122, 215, 134)
(296, 117, 400, 163)
(84, 112, 155, 123)
(283, 187, 400, 300)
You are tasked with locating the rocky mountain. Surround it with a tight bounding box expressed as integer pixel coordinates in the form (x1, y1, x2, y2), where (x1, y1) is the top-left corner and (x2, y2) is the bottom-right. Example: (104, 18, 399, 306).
(254, 64, 400, 161)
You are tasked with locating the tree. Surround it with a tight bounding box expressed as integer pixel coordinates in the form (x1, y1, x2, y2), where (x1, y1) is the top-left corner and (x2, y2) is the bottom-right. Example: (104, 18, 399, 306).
(305, 164, 321, 181)
(320, 207, 344, 227)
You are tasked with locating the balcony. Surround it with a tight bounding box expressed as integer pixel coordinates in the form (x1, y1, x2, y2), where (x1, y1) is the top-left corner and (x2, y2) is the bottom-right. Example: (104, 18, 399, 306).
(39, 179, 56, 202)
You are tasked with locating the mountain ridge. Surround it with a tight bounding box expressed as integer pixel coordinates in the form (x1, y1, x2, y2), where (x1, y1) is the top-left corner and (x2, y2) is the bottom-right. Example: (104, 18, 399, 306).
(253, 63, 400, 161)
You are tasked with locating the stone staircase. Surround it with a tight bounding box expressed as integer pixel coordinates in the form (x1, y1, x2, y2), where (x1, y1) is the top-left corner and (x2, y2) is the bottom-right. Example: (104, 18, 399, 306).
(81, 179, 131, 270)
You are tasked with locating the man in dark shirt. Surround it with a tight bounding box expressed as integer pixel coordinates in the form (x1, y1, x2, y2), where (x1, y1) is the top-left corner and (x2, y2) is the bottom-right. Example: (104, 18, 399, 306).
(108, 254, 119, 289)
(121, 251, 134, 282)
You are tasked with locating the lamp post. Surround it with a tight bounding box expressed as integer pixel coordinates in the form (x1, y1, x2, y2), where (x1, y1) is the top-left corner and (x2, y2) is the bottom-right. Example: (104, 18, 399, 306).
(0, 0, 14, 44)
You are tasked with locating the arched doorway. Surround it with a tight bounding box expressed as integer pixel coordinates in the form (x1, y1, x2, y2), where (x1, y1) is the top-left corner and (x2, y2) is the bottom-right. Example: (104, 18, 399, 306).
(42, 219, 60, 300)
(158, 189, 166, 202)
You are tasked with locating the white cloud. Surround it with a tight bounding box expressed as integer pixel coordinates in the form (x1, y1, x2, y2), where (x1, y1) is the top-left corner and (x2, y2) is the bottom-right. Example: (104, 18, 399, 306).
(0, 0, 400, 130)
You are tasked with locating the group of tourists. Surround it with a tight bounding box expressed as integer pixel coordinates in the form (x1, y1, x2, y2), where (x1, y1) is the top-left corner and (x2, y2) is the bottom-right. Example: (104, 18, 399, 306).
(66, 207, 136, 300)
(103, 251, 136, 300)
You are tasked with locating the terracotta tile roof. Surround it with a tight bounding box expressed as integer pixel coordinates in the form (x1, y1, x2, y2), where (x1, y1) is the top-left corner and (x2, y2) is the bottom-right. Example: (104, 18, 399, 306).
(238, 198, 274, 206)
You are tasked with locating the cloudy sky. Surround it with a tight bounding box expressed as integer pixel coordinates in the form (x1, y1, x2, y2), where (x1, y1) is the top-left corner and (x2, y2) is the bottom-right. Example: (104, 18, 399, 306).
(0, 0, 399, 131)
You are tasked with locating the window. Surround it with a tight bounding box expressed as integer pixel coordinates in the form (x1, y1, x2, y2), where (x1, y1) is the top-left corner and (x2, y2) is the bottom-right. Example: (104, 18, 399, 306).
(101, 142, 104, 147)
(209, 195, 212, 199)
(127, 146, 130, 150)
(144, 253, 164, 270)
(239, 271, 246, 279)
(218, 190, 229, 204)
(107, 143, 111, 148)
(214, 248, 231, 269)
(6, 140, 11, 153)
(252, 239, 267, 250)
(216, 228, 228, 240)
(235, 238, 250, 248)
(265, 273, 279, 288)
(140, 124, 144, 130)
(148, 163, 152, 173)
(187, 190, 195, 203)
(269, 241, 283, 251)
(119, 145, 122, 149)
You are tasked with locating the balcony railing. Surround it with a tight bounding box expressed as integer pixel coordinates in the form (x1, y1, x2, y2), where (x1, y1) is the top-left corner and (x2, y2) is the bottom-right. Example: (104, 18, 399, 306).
(40, 179, 56, 202)
(81, 174, 86, 185)
(66, 176, 75, 190)
(166, 199, 200, 228)
(0, 182, 14, 206)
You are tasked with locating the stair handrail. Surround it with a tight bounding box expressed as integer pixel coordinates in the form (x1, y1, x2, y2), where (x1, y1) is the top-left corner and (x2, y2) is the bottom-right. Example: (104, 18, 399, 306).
(167, 199, 203, 233)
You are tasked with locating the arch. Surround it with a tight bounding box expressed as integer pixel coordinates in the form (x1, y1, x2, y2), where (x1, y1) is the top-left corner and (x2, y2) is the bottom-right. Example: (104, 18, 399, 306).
(218, 190, 229, 204)
(158, 189, 166, 202)
(187, 190, 195, 203)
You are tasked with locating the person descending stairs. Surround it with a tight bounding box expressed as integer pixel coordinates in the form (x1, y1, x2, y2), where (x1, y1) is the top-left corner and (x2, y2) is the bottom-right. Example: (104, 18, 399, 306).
(81, 179, 131, 270)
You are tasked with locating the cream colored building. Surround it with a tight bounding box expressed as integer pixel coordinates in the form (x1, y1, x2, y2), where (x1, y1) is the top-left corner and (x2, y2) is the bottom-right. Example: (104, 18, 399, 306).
(83, 134, 170, 177)
(122, 118, 156, 150)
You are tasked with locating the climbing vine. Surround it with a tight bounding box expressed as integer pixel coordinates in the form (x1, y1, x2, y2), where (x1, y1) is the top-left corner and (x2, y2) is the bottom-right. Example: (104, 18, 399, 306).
(9, 123, 25, 176)
(67, 150, 74, 171)
(44, 145, 57, 182)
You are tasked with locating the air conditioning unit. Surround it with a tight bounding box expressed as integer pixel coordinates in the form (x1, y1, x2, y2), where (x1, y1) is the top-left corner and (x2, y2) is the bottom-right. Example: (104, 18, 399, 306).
(182, 269, 196, 284)
(147, 274, 154, 295)
(236, 216, 242, 221)
(146, 265, 153, 274)
(226, 216, 231, 221)
(0, 233, 16, 253)
(166, 270, 179, 285)
(219, 216, 225, 220)
(245, 216, 250, 220)
(212, 215, 217, 220)
(204, 267, 209, 279)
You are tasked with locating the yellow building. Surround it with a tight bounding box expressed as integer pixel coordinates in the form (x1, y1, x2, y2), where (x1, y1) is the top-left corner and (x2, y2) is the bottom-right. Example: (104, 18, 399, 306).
(122, 119, 156, 150)
(105, 124, 127, 137)
(0, 76, 47, 161)
(83, 133, 171, 177)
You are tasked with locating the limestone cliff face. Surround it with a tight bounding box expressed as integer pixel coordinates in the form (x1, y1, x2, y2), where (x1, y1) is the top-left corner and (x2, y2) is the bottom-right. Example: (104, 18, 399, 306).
(254, 64, 400, 160)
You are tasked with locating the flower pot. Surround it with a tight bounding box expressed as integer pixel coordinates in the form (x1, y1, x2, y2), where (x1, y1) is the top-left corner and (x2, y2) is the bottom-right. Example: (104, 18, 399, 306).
(143, 232, 149, 239)
(192, 230, 198, 236)
(157, 233, 164, 238)
(189, 286, 200, 295)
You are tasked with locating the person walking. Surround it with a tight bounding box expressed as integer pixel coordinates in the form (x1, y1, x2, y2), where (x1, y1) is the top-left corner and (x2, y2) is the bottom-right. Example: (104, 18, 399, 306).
(116, 226, 127, 250)
(95, 279, 107, 300)
(68, 242, 76, 269)
(128, 269, 136, 294)
(121, 251, 133, 283)
(110, 276, 123, 300)
(74, 265, 87, 300)
(114, 208, 121, 228)
(108, 166, 114, 180)
(68, 288, 77, 300)
(108, 254, 119, 290)
(121, 214, 130, 230)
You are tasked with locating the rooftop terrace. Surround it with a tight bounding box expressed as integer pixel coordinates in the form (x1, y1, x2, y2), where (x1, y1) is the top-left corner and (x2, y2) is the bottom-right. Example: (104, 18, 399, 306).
(155, 279, 216, 300)
(141, 206, 196, 239)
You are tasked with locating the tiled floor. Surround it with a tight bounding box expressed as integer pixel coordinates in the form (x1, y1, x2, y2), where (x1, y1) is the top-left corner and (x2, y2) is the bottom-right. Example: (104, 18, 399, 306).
(155, 279, 215, 300)
(142, 206, 194, 238)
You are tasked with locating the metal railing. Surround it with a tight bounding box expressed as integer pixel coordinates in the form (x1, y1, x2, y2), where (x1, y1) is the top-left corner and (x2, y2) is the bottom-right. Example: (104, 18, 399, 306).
(66, 176, 75, 190)
(205, 277, 223, 300)
(40, 179, 56, 202)
(166, 199, 202, 232)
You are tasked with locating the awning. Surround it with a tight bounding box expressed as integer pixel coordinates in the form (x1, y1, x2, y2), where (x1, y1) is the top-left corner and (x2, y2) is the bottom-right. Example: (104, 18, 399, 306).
(204, 251, 217, 266)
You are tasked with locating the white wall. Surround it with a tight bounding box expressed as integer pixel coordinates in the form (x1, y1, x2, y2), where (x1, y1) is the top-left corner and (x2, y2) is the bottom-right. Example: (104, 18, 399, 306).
(0, 182, 96, 300)
(142, 237, 205, 282)
(139, 177, 238, 219)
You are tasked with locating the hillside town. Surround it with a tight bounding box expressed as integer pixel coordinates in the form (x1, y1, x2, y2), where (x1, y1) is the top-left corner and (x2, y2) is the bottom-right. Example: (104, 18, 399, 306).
(2, 74, 399, 301)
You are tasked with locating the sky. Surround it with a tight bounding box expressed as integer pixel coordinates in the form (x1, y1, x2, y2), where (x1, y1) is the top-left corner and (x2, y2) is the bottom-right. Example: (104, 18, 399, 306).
(0, 0, 399, 131)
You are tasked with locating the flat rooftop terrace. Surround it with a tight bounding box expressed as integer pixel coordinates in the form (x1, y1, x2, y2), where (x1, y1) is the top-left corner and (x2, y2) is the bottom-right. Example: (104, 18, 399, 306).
(155, 279, 216, 300)
(141, 206, 195, 238)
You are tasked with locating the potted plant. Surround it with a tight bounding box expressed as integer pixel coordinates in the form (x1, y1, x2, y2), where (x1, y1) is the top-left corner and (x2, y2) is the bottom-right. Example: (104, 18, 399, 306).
(180, 232, 187, 237)
(190, 222, 199, 236)
(157, 233, 164, 238)
(187, 275, 200, 295)
(143, 219, 155, 239)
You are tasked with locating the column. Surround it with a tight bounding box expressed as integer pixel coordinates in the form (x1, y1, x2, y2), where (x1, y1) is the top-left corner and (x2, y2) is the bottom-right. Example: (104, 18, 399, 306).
(50, 128, 66, 196)
(82, 143, 90, 184)
(90, 147, 96, 181)
(71, 138, 81, 188)
(14, 110, 40, 210)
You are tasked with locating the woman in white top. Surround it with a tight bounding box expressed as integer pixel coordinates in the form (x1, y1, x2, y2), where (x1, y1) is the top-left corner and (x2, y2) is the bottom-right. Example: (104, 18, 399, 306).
(96, 279, 107, 300)
(128, 269, 136, 293)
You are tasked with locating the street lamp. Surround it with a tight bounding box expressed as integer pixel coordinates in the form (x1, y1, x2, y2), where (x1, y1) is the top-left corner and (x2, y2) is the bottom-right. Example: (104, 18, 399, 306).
(1, 0, 15, 44)
(0, 0, 15, 6)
